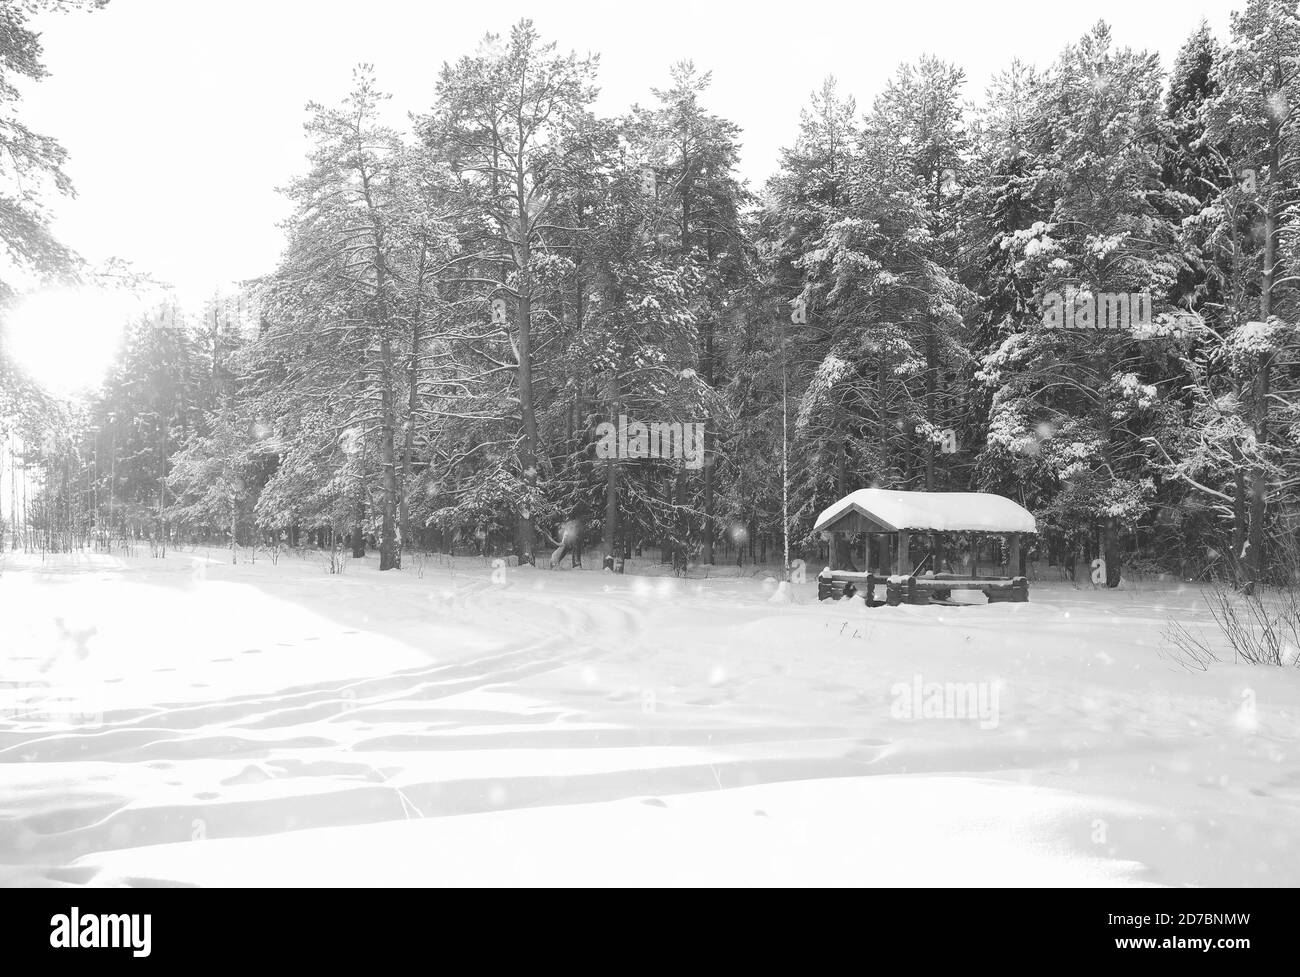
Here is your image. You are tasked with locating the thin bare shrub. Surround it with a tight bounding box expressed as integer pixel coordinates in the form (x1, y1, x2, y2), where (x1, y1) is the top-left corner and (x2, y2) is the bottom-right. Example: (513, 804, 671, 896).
(1165, 533, 1300, 669)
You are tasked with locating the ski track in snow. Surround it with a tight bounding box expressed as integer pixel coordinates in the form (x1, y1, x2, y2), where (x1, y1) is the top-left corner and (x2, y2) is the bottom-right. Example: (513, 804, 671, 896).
(1, 550, 1298, 887)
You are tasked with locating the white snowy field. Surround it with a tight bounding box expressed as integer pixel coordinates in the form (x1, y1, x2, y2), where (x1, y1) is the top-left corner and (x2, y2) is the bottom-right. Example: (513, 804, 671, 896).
(1, 548, 1297, 887)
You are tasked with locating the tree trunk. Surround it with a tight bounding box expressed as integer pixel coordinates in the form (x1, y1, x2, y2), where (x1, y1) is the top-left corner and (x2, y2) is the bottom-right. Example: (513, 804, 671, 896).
(603, 454, 618, 554)
(376, 358, 400, 571)
(400, 246, 428, 561)
(360, 164, 400, 571)
(1103, 516, 1121, 589)
(351, 496, 366, 559)
(674, 465, 688, 571)
(1246, 135, 1280, 592)
(700, 316, 714, 565)
(877, 339, 890, 481)
(834, 437, 852, 569)
(925, 322, 937, 553)
(516, 277, 537, 563)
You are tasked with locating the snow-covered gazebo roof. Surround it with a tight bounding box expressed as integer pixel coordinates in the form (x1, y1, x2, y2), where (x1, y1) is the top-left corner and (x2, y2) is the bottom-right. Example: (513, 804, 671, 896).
(813, 489, 1037, 535)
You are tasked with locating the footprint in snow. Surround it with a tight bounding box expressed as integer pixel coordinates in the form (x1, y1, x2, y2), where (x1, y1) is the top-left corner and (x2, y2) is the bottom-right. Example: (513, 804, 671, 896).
(686, 696, 727, 707)
(220, 763, 278, 786)
(641, 798, 668, 808)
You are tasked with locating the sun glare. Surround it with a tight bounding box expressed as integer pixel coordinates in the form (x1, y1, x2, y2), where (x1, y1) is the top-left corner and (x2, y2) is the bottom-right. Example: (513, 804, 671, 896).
(4, 287, 142, 398)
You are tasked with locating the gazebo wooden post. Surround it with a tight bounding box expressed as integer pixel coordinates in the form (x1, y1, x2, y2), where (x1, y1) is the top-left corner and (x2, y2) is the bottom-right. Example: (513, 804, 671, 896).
(896, 529, 912, 575)
(1007, 533, 1020, 577)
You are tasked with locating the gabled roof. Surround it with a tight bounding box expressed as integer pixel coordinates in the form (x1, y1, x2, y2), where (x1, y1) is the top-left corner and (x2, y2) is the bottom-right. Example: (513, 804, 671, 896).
(813, 489, 1037, 534)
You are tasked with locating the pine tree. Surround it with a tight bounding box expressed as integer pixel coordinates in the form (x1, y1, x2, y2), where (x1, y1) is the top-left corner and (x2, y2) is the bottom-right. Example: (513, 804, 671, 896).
(978, 23, 1185, 585)
(1202, 0, 1300, 587)
(425, 20, 599, 563)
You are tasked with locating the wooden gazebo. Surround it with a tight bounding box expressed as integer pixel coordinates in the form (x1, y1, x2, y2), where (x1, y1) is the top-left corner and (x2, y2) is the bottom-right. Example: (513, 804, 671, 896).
(813, 489, 1036, 605)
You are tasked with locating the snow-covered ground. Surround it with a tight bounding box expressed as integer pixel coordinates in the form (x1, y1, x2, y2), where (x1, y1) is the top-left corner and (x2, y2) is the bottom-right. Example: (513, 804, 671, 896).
(1, 548, 1297, 887)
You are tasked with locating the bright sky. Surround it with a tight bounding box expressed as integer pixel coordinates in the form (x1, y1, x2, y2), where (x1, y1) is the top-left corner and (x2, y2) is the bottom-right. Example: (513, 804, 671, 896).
(21, 0, 1240, 307)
